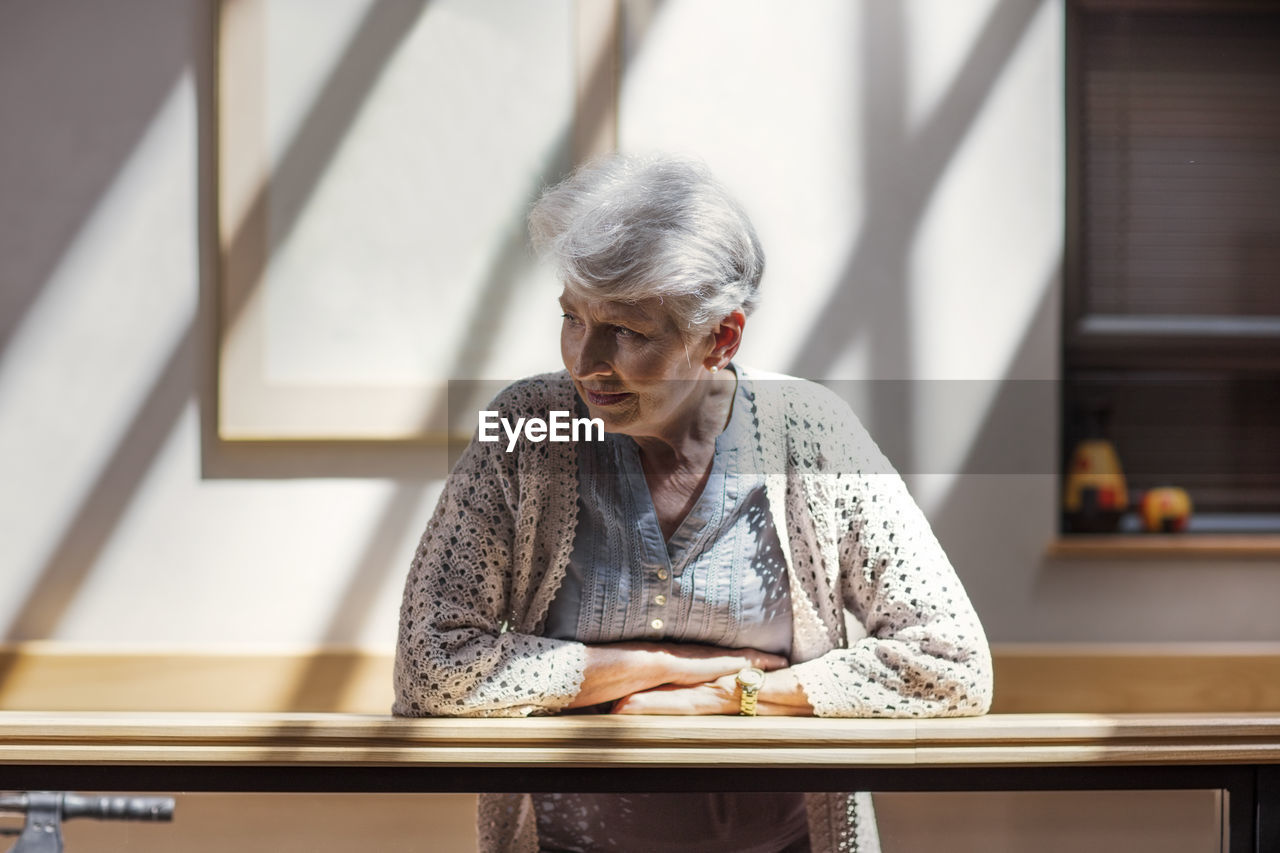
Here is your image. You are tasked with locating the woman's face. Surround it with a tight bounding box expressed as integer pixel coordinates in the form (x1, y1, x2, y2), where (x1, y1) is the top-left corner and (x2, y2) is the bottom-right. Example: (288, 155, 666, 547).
(559, 288, 711, 438)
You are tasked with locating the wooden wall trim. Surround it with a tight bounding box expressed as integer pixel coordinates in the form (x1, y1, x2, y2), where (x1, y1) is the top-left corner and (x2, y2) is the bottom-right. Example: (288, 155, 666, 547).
(992, 643, 1280, 713)
(0, 643, 395, 714)
(3, 643, 1280, 714)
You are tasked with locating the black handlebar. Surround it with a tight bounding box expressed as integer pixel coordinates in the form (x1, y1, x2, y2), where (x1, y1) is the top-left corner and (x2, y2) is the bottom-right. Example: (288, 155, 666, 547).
(2, 792, 176, 853)
(0, 792, 174, 822)
(59, 794, 174, 822)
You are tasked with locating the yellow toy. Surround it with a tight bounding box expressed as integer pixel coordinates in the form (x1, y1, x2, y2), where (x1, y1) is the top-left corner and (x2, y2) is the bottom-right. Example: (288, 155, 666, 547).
(1141, 487, 1193, 533)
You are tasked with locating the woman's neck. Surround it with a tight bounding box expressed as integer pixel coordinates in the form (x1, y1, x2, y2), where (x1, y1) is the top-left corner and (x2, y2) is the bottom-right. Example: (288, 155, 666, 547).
(632, 366, 737, 473)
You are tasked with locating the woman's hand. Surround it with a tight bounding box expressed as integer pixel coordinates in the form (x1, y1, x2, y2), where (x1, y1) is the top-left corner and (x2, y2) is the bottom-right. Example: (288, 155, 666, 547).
(632, 641, 787, 685)
(610, 674, 738, 715)
(610, 667, 816, 716)
(566, 642, 786, 709)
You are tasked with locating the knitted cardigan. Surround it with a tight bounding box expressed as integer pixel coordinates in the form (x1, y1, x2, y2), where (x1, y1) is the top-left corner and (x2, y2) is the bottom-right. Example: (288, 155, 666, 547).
(393, 367, 993, 853)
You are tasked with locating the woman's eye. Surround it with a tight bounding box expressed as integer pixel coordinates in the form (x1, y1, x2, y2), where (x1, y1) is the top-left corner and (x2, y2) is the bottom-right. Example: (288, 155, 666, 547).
(612, 325, 640, 338)
(561, 313, 580, 325)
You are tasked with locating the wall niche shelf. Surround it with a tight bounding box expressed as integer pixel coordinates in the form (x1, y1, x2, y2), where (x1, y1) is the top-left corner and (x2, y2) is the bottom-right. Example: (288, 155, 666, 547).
(1048, 535, 1280, 560)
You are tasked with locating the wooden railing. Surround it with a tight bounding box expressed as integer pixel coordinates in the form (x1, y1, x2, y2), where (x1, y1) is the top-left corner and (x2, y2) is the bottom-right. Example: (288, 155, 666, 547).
(4, 643, 1280, 852)
(0, 710, 1276, 852)
(0, 710, 1278, 767)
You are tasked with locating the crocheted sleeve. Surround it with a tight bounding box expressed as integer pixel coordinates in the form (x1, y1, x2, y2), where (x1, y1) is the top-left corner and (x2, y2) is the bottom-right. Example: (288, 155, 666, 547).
(392, 385, 587, 718)
(786, 385, 994, 718)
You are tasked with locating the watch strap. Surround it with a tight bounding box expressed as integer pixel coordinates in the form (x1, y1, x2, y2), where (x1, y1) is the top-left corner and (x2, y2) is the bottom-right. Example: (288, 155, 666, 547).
(736, 667, 764, 716)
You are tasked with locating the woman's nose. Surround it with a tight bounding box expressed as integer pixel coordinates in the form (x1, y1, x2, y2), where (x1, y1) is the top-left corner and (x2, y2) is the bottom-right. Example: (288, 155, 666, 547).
(569, 329, 613, 378)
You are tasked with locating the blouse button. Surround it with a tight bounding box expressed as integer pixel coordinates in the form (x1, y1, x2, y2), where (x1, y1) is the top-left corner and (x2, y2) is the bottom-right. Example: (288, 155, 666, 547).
(650, 618, 664, 631)
(654, 594, 667, 606)
(656, 569, 669, 581)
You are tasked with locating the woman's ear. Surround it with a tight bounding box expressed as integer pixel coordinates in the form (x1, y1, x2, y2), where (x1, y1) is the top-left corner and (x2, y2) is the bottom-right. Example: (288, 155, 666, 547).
(705, 310, 746, 370)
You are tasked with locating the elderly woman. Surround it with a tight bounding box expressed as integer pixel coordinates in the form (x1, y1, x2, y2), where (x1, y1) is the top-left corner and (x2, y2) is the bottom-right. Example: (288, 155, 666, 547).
(394, 154, 992, 853)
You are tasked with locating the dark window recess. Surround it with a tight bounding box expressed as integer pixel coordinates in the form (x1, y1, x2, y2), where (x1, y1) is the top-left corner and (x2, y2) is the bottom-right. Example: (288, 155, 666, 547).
(1064, 1, 1280, 531)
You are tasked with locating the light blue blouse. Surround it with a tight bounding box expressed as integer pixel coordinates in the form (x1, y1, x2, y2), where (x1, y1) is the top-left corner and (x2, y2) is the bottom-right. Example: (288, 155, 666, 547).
(543, 372, 794, 658)
(537, 371, 807, 853)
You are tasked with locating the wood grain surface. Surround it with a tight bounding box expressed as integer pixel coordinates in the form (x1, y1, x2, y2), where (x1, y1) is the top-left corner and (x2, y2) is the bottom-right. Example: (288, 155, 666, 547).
(0, 711, 1278, 768)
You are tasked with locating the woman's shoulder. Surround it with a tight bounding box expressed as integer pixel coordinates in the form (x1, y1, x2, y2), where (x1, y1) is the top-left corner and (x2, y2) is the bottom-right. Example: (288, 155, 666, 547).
(450, 371, 578, 486)
(737, 365, 856, 429)
(737, 365, 891, 475)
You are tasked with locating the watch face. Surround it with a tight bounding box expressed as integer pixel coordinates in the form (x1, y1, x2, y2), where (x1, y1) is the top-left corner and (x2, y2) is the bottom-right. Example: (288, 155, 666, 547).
(737, 667, 765, 688)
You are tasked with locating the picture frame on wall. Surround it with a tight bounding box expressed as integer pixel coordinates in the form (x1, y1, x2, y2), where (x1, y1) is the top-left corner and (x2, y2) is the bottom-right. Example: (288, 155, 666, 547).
(215, 0, 618, 441)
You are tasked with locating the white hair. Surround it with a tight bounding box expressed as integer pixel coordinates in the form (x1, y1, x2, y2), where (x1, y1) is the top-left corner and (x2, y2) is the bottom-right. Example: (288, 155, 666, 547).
(528, 154, 764, 335)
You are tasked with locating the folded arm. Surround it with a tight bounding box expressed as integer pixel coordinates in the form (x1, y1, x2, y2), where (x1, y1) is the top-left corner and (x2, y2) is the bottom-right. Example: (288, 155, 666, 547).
(573, 642, 788, 710)
(790, 416, 993, 719)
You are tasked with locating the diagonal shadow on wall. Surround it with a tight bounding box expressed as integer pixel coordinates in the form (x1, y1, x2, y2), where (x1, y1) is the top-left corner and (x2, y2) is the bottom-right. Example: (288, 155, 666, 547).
(861, 0, 914, 475)
(923, 270, 1061, 640)
(0, 0, 193, 362)
(1, 0, 433, 646)
(791, 0, 1046, 378)
(789, 0, 1046, 479)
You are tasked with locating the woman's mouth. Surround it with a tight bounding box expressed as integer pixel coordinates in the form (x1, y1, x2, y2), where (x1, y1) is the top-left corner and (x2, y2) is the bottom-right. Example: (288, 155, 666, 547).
(583, 388, 631, 407)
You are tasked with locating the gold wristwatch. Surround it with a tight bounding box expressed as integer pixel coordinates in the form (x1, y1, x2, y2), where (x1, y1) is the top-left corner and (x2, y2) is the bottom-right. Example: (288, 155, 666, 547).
(735, 667, 765, 716)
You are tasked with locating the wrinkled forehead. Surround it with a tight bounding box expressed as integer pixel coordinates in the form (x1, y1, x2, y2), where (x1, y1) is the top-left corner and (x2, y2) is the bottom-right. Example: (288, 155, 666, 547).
(558, 287, 674, 328)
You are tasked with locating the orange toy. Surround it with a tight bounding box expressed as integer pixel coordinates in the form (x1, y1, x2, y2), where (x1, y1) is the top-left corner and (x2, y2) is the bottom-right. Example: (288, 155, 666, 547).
(1140, 487, 1193, 533)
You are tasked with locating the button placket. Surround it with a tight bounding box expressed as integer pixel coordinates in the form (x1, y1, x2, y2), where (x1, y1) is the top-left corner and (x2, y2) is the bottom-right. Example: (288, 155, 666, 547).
(645, 549, 674, 636)
(648, 562, 671, 634)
